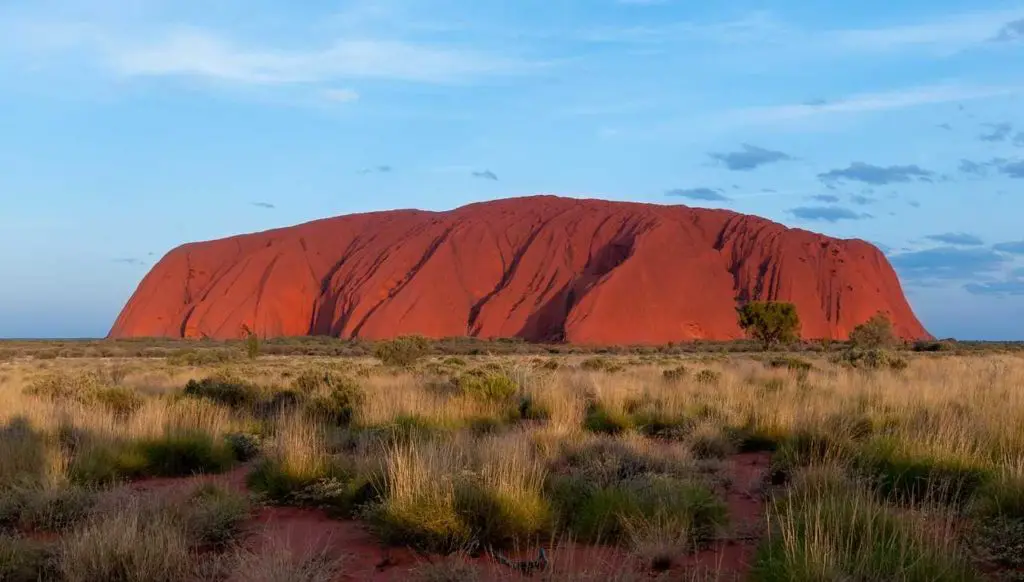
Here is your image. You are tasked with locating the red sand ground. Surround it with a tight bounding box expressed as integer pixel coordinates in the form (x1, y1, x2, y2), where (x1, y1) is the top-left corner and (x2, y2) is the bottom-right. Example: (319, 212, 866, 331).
(121, 452, 771, 581)
(109, 196, 929, 344)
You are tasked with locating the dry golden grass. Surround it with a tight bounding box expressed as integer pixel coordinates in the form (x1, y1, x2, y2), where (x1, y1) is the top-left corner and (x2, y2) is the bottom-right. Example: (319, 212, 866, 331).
(1, 349, 1023, 580)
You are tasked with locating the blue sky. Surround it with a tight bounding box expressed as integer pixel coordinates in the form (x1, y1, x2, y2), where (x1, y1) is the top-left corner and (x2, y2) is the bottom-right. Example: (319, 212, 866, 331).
(1, 0, 1023, 339)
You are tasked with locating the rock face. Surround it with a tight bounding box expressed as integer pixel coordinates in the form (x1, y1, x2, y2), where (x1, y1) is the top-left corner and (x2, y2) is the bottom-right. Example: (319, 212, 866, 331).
(109, 196, 929, 343)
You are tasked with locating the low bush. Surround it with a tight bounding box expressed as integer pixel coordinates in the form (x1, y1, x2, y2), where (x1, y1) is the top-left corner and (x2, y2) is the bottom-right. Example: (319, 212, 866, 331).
(694, 369, 722, 385)
(836, 348, 908, 371)
(183, 375, 260, 408)
(305, 383, 364, 426)
(374, 336, 431, 367)
(583, 403, 633, 435)
(69, 431, 238, 485)
(91, 387, 144, 418)
(135, 431, 237, 478)
(455, 371, 518, 402)
(579, 357, 624, 373)
(225, 432, 262, 462)
(661, 366, 688, 382)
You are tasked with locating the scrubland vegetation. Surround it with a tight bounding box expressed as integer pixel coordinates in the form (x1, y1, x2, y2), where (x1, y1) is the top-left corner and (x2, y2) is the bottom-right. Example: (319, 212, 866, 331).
(0, 335, 1023, 580)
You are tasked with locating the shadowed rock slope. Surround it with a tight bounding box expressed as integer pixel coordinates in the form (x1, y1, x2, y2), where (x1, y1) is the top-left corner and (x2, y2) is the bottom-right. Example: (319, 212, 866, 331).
(109, 196, 929, 343)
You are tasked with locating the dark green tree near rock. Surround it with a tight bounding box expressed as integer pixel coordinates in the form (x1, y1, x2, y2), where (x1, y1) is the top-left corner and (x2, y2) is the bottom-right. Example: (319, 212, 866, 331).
(848, 312, 896, 349)
(240, 324, 260, 360)
(737, 301, 801, 349)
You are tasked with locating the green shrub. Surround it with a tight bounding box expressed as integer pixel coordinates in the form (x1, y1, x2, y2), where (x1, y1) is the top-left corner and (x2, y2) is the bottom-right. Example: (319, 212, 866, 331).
(135, 432, 236, 478)
(224, 433, 262, 462)
(455, 371, 517, 402)
(583, 404, 633, 435)
(305, 382, 364, 426)
(912, 340, 954, 352)
(183, 376, 259, 408)
(374, 336, 431, 366)
(68, 442, 149, 485)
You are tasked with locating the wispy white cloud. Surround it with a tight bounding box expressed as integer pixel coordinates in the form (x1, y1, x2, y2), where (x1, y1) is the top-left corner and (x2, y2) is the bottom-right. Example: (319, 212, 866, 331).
(831, 8, 1024, 53)
(727, 83, 1023, 125)
(109, 28, 529, 85)
(577, 6, 1024, 56)
(322, 87, 360, 102)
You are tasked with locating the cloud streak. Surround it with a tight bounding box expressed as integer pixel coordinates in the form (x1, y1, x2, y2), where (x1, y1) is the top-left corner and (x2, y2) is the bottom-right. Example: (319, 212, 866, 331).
(708, 144, 793, 171)
(729, 84, 1022, 125)
(471, 170, 498, 181)
(789, 206, 870, 222)
(925, 232, 984, 246)
(819, 162, 933, 185)
(666, 187, 730, 201)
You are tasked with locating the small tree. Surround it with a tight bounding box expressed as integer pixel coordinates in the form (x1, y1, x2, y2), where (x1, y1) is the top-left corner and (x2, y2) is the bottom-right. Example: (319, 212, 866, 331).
(241, 324, 260, 360)
(737, 301, 801, 349)
(849, 312, 895, 349)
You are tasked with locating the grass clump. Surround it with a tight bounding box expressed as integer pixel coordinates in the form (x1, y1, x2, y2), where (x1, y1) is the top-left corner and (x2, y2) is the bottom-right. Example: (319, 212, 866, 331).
(1, 485, 96, 533)
(57, 500, 196, 582)
(183, 484, 251, 549)
(564, 476, 726, 544)
(0, 534, 56, 582)
(854, 439, 989, 507)
(370, 440, 471, 553)
(753, 467, 977, 582)
(231, 542, 344, 582)
(135, 431, 237, 478)
(69, 430, 238, 485)
(583, 403, 633, 435)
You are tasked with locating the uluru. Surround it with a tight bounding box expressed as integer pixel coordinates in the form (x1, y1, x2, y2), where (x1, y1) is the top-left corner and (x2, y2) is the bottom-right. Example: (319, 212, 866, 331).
(109, 195, 929, 344)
